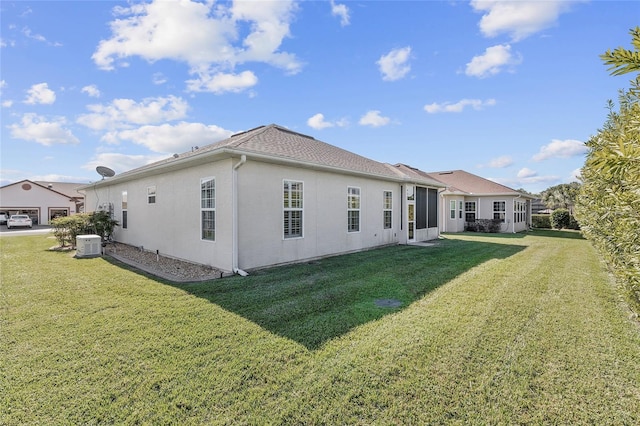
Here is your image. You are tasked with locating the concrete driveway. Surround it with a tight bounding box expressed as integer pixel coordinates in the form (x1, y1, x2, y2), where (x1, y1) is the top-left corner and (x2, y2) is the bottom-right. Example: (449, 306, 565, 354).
(0, 225, 53, 236)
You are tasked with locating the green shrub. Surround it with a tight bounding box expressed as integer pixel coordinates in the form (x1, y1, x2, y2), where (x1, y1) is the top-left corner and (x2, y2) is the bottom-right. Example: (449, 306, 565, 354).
(50, 211, 119, 248)
(51, 214, 91, 247)
(551, 209, 571, 229)
(532, 214, 551, 229)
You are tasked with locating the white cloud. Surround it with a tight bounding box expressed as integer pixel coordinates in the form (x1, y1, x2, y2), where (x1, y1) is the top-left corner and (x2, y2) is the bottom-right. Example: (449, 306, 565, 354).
(24, 82, 56, 105)
(2, 100, 13, 108)
(21, 26, 62, 46)
(359, 110, 390, 127)
(152, 72, 167, 85)
(186, 70, 258, 94)
(307, 113, 349, 130)
(9, 113, 79, 146)
(330, 0, 350, 26)
(77, 95, 189, 130)
(377, 46, 412, 81)
(82, 152, 167, 175)
(307, 113, 334, 130)
(570, 168, 582, 181)
(479, 155, 513, 168)
(471, 0, 578, 42)
(424, 98, 496, 113)
(465, 44, 521, 78)
(81, 85, 101, 98)
(533, 139, 587, 161)
(103, 122, 233, 153)
(92, 0, 302, 84)
(517, 167, 537, 178)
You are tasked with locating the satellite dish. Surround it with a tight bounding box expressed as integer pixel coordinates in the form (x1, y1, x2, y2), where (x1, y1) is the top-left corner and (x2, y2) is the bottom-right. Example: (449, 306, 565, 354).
(96, 166, 116, 179)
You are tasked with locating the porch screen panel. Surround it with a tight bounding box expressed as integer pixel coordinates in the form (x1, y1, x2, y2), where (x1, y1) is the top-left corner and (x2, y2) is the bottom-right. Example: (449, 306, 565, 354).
(416, 187, 427, 230)
(428, 188, 438, 228)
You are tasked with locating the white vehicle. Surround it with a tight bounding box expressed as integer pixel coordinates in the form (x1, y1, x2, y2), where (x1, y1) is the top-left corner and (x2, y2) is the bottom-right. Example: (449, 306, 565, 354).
(7, 214, 33, 229)
(0, 214, 7, 225)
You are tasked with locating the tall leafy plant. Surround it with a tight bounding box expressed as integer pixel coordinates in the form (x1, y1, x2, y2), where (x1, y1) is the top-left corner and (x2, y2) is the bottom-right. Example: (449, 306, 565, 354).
(575, 27, 640, 310)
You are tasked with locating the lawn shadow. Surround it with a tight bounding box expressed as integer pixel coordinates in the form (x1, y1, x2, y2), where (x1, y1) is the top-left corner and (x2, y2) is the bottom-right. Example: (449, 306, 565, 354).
(529, 229, 585, 240)
(164, 239, 526, 350)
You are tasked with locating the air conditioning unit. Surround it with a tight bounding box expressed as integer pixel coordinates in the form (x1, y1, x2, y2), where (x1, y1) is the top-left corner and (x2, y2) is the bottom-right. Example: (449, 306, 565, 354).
(76, 234, 102, 258)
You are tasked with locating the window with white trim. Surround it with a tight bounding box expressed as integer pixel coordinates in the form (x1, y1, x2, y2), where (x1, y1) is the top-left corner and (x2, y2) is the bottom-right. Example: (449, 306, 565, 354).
(465, 201, 476, 222)
(383, 191, 392, 229)
(147, 186, 156, 204)
(283, 180, 303, 239)
(347, 187, 360, 232)
(201, 178, 215, 241)
(493, 201, 506, 222)
(122, 191, 128, 229)
(514, 200, 526, 223)
(450, 200, 456, 219)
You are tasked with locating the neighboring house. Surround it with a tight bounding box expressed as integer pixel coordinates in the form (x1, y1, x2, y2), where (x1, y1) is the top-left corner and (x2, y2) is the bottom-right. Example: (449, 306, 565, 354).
(393, 167, 534, 234)
(531, 198, 549, 214)
(0, 180, 85, 225)
(80, 124, 445, 274)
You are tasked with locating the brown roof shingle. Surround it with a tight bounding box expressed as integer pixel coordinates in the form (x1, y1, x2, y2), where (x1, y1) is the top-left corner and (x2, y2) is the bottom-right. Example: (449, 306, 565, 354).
(425, 169, 528, 196)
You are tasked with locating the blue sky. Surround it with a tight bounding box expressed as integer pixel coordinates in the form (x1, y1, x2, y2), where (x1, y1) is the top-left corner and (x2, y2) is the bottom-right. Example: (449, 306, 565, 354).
(1, 0, 638, 193)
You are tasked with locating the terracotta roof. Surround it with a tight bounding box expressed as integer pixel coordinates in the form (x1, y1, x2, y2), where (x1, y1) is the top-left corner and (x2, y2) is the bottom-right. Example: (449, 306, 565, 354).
(84, 124, 444, 187)
(425, 170, 532, 197)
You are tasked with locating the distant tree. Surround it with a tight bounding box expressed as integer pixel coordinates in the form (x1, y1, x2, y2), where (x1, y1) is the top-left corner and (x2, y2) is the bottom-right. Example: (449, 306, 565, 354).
(540, 182, 581, 213)
(575, 27, 640, 311)
(515, 188, 538, 197)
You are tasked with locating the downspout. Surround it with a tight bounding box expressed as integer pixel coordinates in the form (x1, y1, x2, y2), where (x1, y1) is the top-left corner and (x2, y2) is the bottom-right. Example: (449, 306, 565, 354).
(232, 155, 249, 276)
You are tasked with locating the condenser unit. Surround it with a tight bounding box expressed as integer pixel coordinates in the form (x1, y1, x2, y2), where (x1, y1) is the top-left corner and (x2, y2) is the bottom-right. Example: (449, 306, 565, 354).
(76, 234, 102, 258)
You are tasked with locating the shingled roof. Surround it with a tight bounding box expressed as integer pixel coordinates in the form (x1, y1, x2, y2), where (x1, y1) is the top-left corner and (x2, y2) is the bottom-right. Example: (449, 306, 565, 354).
(425, 169, 532, 197)
(85, 124, 443, 187)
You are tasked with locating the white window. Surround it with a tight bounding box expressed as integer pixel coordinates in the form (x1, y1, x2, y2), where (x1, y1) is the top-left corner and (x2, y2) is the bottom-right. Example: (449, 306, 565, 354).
(465, 201, 476, 223)
(450, 200, 456, 219)
(122, 191, 128, 229)
(147, 186, 156, 204)
(347, 187, 360, 232)
(514, 200, 526, 223)
(493, 201, 506, 222)
(383, 191, 392, 229)
(284, 180, 303, 239)
(201, 178, 215, 241)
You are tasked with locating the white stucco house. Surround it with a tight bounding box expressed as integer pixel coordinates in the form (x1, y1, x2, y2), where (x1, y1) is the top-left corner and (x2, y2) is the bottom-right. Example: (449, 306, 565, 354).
(0, 180, 85, 225)
(80, 124, 445, 274)
(423, 169, 534, 233)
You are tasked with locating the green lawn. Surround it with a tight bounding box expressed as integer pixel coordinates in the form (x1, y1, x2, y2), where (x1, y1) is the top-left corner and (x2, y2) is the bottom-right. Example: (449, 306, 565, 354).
(2, 231, 639, 424)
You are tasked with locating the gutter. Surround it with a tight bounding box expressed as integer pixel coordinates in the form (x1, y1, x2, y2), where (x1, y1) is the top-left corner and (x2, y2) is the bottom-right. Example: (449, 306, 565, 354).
(232, 155, 249, 276)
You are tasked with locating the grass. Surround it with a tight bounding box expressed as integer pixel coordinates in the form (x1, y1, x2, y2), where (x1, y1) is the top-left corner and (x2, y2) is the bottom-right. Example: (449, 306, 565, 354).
(2, 230, 639, 424)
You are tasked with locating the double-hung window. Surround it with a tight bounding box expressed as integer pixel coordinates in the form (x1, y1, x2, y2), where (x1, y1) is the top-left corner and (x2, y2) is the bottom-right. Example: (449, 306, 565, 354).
(514, 200, 526, 223)
(201, 178, 215, 241)
(347, 187, 360, 232)
(383, 191, 392, 229)
(147, 186, 156, 204)
(283, 180, 303, 239)
(465, 201, 476, 223)
(122, 191, 128, 229)
(450, 200, 456, 219)
(493, 201, 506, 222)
